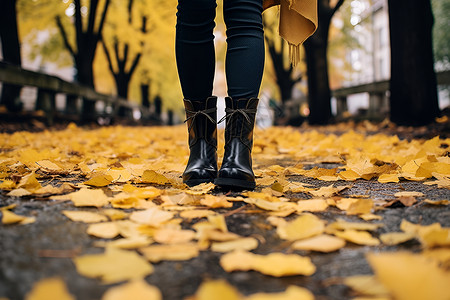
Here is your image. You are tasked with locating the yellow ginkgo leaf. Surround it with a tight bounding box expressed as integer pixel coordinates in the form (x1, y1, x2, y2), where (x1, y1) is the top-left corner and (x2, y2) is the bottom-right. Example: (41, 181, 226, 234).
(17, 172, 42, 192)
(101, 209, 128, 221)
(277, 213, 325, 241)
(7, 188, 32, 197)
(94, 236, 152, 249)
(153, 228, 196, 244)
(220, 250, 316, 277)
(378, 174, 399, 183)
(83, 174, 114, 187)
(25, 277, 75, 300)
(105, 168, 133, 183)
(379, 232, 416, 246)
(327, 219, 383, 232)
(1, 210, 35, 225)
(211, 237, 259, 253)
(296, 199, 329, 212)
(334, 230, 380, 246)
(309, 185, 349, 198)
(367, 252, 450, 300)
(101, 280, 162, 300)
(346, 198, 374, 215)
(246, 285, 315, 300)
(36, 160, 62, 172)
(139, 243, 199, 262)
(193, 280, 241, 300)
(87, 222, 120, 239)
(200, 194, 233, 208)
(343, 275, 390, 297)
(141, 170, 170, 185)
(185, 182, 216, 195)
(62, 210, 108, 223)
(73, 248, 153, 284)
(69, 188, 109, 207)
(179, 209, 215, 220)
(291, 234, 346, 253)
(129, 207, 174, 227)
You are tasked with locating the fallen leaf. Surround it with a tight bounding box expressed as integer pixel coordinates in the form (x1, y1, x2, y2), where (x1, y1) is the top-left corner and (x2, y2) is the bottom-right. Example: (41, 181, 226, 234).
(141, 170, 171, 185)
(379, 232, 416, 245)
(220, 250, 316, 277)
(179, 209, 215, 220)
(343, 275, 390, 297)
(394, 191, 424, 198)
(367, 252, 450, 300)
(101, 279, 162, 300)
(185, 182, 216, 195)
(153, 228, 196, 244)
(87, 222, 120, 239)
(73, 247, 153, 284)
(7, 188, 31, 197)
(200, 194, 233, 208)
(277, 213, 325, 241)
(101, 209, 128, 221)
(211, 237, 259, 252)
(62, 210, 108, 223)
(69, 188, 109, 207)
(246, 285, 314, 300)
(424, 199, 450, 205)
(291, 234, 346, 253)
(129, 207, 174, 227)
(377, 174, 399, 183)
(83, 174, 114, 187)
(334, 230, 380, 246)
(94, 236, 152, 249)
(296, 199, 329, 212)
(139, 243, 199, 262)
(1, 210, 36, 225)
(327, 219, 383, 232)
(309, 185, 349, 197)
(16, 172, 42, 191)
(25, 277, 75, 300)
(192, 280, 241, 300)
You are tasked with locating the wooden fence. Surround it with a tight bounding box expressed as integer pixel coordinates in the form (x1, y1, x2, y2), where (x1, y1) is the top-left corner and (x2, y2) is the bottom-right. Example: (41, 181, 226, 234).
(0, 61, 156, 125)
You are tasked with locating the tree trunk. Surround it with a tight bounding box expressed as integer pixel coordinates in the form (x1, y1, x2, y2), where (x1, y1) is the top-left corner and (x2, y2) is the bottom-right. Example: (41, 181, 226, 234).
(303, 0, 344, 125)
(304, 18, 332, 125)
(388, 0, 439, 126)
(141, 84, 150, 108)
(116, 73, 130, 99)
(0, 0, 22, 112)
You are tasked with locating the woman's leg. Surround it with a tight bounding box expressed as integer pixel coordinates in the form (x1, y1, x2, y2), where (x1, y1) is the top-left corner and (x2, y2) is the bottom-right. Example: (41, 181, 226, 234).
(175, 0, 217, 102)
(216, 0, 264, 190)
(223, 0, 265, 99)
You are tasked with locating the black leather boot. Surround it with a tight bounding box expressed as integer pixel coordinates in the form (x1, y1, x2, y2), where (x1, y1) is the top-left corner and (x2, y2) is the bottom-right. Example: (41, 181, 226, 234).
(182, 96, 218, 187)
(215, 97, 258, 190)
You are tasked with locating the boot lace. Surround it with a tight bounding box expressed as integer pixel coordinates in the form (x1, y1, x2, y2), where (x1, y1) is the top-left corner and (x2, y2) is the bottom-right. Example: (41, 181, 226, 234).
(218, 108, 257, 126)
(184, 107, 217, 133)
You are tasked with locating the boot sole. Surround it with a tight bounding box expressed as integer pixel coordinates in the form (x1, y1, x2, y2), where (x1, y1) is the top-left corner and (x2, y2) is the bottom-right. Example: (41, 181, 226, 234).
(214, 177, 256, 190)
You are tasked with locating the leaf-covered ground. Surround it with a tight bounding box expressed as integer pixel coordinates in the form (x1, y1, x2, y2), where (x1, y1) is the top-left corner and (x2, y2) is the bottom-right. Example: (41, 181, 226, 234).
(0, 123, 449, 300)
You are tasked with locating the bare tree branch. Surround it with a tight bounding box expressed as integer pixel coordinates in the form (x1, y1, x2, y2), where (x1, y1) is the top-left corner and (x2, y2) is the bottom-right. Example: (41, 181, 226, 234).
(74, 0, 83, 50)
(96, 0, 111, 40)
(100, 37, 115, 74)
(331, 0, 345, 16)
(87, 0, 99, 36)
(55, 16, 76, 58)
(128, 52, 141, 77)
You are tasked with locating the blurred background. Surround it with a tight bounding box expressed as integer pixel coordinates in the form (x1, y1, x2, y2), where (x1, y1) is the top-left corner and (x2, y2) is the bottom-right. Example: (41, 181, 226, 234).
(0, 0, 448, 128)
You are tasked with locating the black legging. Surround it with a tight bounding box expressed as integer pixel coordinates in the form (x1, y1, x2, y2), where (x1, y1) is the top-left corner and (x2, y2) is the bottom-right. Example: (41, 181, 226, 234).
(176, 0, 265, 102)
